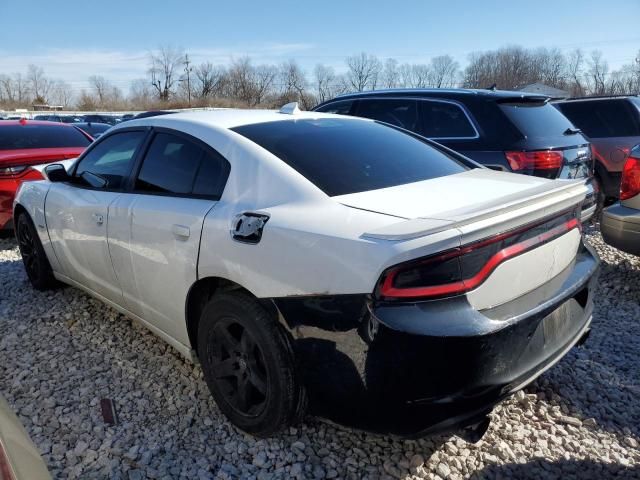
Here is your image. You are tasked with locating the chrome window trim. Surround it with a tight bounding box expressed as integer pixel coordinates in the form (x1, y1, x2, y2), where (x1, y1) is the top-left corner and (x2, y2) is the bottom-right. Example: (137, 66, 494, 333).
(343, 96, 481, 141)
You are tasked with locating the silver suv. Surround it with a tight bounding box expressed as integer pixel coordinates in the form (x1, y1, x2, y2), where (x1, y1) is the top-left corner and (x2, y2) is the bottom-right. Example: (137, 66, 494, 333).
(601, 144, 640, 255)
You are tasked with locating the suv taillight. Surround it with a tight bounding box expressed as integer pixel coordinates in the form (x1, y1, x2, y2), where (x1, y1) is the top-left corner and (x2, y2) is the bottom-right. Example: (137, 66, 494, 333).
(505, 150, 563, 177)
(376, 210, 580, 301)
(620, 154, 640, 201)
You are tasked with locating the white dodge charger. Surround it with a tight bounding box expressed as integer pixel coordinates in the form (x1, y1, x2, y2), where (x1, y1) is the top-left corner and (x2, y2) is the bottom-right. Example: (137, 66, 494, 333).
(13, 105, 599, 439)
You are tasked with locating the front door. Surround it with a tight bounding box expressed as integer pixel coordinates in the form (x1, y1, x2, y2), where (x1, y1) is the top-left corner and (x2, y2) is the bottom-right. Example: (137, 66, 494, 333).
(45, 130, 148, 303)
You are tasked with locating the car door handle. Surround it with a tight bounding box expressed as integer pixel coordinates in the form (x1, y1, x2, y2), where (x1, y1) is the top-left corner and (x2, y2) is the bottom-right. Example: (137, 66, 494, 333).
(172, 224, 190, 238)
(92, 213, 104, 225)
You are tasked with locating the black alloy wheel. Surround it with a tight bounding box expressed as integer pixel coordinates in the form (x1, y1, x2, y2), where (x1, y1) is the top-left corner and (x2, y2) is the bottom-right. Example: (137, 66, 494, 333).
(209, 317, 269, 416)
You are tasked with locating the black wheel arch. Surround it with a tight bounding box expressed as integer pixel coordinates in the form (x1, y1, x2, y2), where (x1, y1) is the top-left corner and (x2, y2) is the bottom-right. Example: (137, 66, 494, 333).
(185, 276, 280, 356)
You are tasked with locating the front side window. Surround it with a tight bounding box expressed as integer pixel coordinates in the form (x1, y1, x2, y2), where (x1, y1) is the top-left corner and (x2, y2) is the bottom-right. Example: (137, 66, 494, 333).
(233, 118, 469, 197)
(74, 131, 145, 189)
(418, 100, 477, 138)
(355, 99, 419, 131)
(135, 132, 229, 198)
(315, 100, 354, 115)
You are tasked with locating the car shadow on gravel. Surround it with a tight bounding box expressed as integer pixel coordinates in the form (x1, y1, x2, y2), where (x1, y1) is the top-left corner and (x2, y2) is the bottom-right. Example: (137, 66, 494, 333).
(472, 458, 639, 479)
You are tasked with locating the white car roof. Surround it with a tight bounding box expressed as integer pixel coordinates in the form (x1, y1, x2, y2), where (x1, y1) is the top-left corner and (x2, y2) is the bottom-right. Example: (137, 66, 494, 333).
(119, 108, 361, 130)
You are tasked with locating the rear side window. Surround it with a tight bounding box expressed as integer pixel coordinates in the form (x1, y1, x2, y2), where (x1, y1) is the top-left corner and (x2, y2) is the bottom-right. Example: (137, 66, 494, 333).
(0, 124, 91, 150)
(135, 132, 229, 198)
(418, 100, 477, 139)
(74, 131, 145, 189)
(355, 99, 419, 131)
(314, 100, 354, 114)
(557, 100, 640, 138)
(499, 102, 576, 141)
(233, 118, 468, 197)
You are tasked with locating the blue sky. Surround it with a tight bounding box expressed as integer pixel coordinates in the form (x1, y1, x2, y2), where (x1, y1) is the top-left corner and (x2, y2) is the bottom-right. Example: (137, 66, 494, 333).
(1, 0, 639, 92)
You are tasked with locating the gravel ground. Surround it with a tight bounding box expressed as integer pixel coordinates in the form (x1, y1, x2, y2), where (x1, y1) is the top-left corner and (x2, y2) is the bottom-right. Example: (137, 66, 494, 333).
(0, 227, 639, 480)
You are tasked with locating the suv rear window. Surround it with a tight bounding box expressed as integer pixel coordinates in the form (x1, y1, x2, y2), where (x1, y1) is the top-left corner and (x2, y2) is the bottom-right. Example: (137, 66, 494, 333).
(233, 118, 468, 197)
(0, 124, 91, 150)
(499, 101, 576, 141)
(557, 99, 640, 137)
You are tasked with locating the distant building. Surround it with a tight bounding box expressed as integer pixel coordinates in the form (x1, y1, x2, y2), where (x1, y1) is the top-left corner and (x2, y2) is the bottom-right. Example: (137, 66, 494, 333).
(517, 83, 569, 99)
(32, 104, 63, 111)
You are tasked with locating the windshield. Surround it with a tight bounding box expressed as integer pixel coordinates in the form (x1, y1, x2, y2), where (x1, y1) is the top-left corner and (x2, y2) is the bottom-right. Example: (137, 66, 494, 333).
(0, 124, 91, 150)
(500, 102, 576, 141)
(233, 118, 469, 197)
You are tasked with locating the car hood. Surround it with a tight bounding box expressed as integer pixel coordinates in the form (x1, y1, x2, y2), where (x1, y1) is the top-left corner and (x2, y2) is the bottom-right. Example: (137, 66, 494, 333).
(334, 169, 587, 240)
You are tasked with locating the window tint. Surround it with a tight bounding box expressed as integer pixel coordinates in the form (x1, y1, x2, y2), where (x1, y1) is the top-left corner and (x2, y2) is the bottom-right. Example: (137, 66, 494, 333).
(136, 132, 229, 198)
(233, 118, 468, 197)
(0, 124, 91, 150)
(418, 101, 477, 138)
(499, 102, 575, 141)
(557, 100, 640, 137)
(356, 99, 419, 131)
(74, 131, 145, 189)
(314, 100, 354, 114)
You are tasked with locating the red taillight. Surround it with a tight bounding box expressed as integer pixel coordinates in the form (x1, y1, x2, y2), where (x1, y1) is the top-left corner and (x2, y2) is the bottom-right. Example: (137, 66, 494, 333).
(0, 440, 16, 480)
(505, 150, 563, 171)
(377, 212, 581, 301)
(620, 155, 640, 201)
(0, 166, 44, 180)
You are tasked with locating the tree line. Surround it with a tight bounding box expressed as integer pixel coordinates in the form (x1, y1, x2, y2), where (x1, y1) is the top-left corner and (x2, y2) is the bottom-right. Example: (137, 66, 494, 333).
(1, 45, 639, 112)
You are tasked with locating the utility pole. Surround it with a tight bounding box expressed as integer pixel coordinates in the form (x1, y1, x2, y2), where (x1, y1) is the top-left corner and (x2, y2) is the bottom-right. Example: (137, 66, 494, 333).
(183, 54, 193, 107)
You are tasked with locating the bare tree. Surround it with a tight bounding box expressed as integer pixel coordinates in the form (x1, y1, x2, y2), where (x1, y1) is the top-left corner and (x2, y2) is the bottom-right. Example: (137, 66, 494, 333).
(380, 58, 400, 88)
(193, 62, 227, 99)
(148, 46, 185, 101)
(88, 75, 111, 105)
(566, 49, 585, 96)
(26, 65, 51, 103)
(0, 74, 28, 105)
(345, 53, 382, 92)
(587, 50, 609, 95)
(430, 55, 459, 88)
(278, 60, 315, 108)
(314, 64, 337, 103)
(252, 64, 278, 106)
(49, 80, 74, 108)
(128, 78, 154, 109)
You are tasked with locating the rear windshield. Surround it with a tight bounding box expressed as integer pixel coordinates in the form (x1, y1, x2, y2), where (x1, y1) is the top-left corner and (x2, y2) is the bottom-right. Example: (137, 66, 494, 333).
(556, 99, 640, 138)
(499, 102, 575, 141)
(0, 124, 91, 150)
(232, 118, 468, 196)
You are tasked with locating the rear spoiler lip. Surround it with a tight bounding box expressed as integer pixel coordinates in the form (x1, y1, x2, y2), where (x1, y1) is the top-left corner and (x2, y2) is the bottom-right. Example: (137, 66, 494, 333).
(361, 179, 587, 241)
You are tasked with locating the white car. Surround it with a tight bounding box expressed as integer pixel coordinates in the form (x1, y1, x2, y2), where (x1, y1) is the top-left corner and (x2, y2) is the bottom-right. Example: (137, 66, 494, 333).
(13, 105, 598, 439)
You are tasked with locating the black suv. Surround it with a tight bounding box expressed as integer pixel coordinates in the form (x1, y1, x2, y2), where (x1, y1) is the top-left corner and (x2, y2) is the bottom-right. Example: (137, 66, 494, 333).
(314, 89, 595, 217)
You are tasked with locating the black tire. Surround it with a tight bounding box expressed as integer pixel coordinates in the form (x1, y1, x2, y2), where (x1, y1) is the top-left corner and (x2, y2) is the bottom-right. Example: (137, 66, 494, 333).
(198, 291, 306, 436)
(592, 175, 605, 223)
(16, 213, 58, 291)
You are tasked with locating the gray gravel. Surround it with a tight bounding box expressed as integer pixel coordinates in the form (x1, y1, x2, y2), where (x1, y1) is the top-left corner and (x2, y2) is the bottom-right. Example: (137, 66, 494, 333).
(1, 227, 639, 479)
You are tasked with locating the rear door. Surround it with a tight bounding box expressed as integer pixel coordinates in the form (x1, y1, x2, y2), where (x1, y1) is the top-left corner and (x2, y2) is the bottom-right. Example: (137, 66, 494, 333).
(45, 129, 147, 302)
(108, 129, 230, 343)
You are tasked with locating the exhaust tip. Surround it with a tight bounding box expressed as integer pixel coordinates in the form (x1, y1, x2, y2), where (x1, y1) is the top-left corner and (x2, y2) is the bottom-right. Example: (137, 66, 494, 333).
(458, 416, 491, 444)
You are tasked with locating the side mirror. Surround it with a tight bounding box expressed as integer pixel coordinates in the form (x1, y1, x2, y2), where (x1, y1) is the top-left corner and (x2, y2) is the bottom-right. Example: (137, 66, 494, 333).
(44, 164, 70, 183)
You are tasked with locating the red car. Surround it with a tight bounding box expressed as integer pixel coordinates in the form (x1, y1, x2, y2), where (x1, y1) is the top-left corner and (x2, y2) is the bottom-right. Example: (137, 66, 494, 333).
(0, 120, 92, 231)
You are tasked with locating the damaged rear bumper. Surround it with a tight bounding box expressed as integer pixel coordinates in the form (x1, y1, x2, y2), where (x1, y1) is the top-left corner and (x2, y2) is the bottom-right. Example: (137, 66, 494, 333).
(272, 243, 599, 438)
